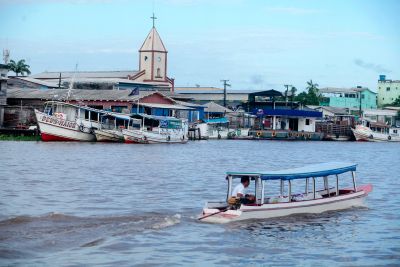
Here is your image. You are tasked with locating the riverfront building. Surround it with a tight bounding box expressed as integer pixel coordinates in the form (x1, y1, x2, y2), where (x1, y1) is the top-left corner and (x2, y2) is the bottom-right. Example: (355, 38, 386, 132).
(0, 64, 8, 127)
(377, 75, 400, 107)
(319, 87, 377, 111)
(248, 90, 322, 133)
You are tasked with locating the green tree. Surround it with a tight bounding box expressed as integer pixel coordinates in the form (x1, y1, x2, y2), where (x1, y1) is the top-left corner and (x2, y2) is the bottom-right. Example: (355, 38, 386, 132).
(290, 86, 297, 103)
(390, 96, 400, 107)
(295, 80, 321, 105)
(305, 79, 320, 105)
(7, 59, 31, 76)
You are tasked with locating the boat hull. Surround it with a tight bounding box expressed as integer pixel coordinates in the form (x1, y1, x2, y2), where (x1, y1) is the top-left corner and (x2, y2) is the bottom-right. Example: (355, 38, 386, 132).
(248, 130, 324, 141)
(122, 129, 188, 144)
(201, 185, 372, 223)
(94, 129, 124, 142)
(35, 110, 96, 142)
(352, 126, 400, 142)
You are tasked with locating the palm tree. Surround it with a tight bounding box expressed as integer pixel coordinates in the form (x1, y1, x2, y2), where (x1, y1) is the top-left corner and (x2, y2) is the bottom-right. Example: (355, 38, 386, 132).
(306, 79, 319, 94)
(306, 80, 321, 105)
(7, 59, 31, 76)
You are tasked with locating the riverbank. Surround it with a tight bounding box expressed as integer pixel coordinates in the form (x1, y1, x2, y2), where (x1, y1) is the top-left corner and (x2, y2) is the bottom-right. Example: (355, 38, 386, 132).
(0, 134, 40, 141)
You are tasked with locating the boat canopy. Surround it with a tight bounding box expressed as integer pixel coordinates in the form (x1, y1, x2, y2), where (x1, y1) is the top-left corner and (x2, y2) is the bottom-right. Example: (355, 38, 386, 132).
(133, 113, 182, 121)
(226, 162, 357, 181)
(203, 118, 229, 124)
(101, 113, 132, 121)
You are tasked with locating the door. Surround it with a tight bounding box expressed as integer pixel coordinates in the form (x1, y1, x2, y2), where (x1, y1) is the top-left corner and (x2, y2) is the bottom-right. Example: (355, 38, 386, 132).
(289, 118, 298, 131)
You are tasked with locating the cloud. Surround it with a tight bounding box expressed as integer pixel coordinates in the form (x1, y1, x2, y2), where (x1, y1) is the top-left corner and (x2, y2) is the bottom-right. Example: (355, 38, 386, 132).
(250, 75, 264, 85)
(354, 58, 391, 73)
(267, 7, 321, 15)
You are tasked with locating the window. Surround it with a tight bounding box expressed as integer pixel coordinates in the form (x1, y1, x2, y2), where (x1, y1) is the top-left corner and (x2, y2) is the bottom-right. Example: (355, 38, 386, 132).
(144, 56, 148, 61)
(387, 87, 390, 91)
(394, 130, 398, 134)
(305, 119, 310, 125)
(111, 106, 128, 113)
(156, 68, 162, 78)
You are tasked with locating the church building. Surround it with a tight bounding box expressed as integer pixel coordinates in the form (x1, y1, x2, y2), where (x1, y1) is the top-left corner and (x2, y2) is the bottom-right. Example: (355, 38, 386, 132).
(128, 24, 173, 89)
(31, 16, 174, 92)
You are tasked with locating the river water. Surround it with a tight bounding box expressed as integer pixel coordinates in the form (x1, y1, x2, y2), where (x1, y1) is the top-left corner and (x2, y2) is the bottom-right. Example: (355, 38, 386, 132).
(0, 140, 399, 266)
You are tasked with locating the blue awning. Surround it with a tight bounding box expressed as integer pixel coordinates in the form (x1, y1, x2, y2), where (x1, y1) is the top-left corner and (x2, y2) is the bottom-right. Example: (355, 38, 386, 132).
(226, 162, 357, 181)
(203, 118, 229, 124)
(253, 108, 323, 118)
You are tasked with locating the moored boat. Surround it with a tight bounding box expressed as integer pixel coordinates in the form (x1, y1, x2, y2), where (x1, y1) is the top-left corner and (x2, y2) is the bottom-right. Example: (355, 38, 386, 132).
(122, 114, 188, 144)
(94, 113, 141, 142)
(352, 120, 400, 142)
(34, 101, 106, 142)
(199, 162, 372, 223)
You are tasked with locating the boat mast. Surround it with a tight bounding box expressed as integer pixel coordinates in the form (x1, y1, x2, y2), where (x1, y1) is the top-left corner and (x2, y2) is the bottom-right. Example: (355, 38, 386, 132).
(66, 63, 78, 103)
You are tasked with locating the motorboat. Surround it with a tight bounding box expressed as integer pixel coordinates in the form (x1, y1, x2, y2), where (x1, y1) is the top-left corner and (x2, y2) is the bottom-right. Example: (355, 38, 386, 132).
(94, 113, 141, 142)
(34, 101, 106, 142)
(122, 114, 188, 144)
(199, 162, 372, 223)
(352, 119, 400, 142)
(195, 118, 230, 139)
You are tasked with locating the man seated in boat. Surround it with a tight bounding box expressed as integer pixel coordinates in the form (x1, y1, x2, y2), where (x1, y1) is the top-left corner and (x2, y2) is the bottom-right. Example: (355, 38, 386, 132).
(230, 176, 255, 204)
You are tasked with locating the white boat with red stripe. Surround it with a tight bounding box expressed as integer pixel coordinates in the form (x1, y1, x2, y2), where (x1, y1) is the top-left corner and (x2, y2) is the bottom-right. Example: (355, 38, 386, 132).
(199, 162, 372, 223)
(35, 101, 106, 142)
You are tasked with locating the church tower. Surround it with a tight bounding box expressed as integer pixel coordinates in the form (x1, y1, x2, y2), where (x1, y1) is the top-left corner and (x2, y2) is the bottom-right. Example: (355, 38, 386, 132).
(138, 14, 168, 83)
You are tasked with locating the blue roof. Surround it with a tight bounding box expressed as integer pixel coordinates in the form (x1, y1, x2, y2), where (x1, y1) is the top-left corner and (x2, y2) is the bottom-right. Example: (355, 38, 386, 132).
(203, 118, 229, 124)
(253, 108, 323, 118)
(226, 162, 357, 181)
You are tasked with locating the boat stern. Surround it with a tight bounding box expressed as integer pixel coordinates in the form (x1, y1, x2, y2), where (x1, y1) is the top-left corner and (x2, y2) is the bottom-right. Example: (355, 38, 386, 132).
(199, 208, 242, 224)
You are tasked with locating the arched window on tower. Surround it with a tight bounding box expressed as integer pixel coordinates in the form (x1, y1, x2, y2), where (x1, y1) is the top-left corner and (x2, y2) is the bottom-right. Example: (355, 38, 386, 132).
(156, 68, 162, 78)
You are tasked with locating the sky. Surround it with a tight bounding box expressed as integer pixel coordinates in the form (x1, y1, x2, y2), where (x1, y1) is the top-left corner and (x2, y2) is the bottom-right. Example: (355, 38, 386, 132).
(0, 0, 399, 92)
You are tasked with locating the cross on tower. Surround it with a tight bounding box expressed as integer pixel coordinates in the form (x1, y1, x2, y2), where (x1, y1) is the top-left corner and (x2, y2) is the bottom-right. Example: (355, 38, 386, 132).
(151, 13, 157, 28)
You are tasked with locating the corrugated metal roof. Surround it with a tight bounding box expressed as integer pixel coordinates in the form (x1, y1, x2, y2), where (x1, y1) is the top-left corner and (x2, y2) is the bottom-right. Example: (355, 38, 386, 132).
(7, 88, 156, 101)
(203, 101, 233, 113)
(173, 99, 204, 108)
(319, 87, 376, 94)
(175, 89, 258, 94)
(140, 103, 194, 110)
(10, 77, 60, 88)
(31, 70, 139, 79)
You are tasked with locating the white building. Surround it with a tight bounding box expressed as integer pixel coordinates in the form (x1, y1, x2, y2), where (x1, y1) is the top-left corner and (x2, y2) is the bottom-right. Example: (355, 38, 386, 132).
(377, 75, 400, 107)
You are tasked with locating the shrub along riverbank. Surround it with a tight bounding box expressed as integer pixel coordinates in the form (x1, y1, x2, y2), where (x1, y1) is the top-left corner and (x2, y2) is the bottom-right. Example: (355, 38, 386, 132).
(0, 134, 41, 141)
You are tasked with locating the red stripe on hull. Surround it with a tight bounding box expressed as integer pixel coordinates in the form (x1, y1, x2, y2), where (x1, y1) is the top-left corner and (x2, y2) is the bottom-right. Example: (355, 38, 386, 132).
(41, 132, 79, 142)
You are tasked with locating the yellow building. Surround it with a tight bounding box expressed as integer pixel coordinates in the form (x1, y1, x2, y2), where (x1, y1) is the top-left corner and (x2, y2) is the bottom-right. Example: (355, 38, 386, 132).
(377, 75, 400, 107)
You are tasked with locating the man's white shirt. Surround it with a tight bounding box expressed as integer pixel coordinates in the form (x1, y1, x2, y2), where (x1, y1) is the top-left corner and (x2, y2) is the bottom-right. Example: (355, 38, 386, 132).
(231, 183, 245, 197)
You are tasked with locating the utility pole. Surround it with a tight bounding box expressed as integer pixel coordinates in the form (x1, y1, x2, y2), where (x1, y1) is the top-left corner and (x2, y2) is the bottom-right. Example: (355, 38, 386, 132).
(221, 79, 231, 107)
(359, 90, 362, 117)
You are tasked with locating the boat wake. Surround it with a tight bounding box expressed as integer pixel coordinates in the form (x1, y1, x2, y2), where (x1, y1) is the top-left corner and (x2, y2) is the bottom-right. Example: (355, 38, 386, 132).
(0, 212, 181, 259)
